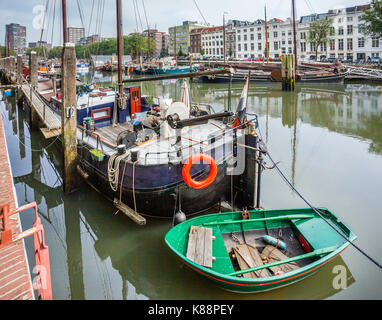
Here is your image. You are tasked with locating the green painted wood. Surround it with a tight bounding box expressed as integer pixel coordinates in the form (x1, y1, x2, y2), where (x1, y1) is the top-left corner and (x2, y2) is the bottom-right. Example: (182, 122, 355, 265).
(228, 246, 338, 277)
(202, 214, 315, 227)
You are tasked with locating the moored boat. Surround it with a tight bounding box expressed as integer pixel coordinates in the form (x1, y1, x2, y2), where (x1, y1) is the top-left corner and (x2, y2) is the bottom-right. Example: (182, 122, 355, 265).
(165, 207, 356, 293)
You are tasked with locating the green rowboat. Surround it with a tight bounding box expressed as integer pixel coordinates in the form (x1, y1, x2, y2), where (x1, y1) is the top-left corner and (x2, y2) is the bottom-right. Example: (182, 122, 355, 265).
(164, 208, 356, 293)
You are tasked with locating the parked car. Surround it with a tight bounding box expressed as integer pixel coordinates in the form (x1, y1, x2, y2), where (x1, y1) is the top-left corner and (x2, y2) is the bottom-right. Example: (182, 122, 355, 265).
(253, 57, 263, 62)
(371, 57, 382, 64)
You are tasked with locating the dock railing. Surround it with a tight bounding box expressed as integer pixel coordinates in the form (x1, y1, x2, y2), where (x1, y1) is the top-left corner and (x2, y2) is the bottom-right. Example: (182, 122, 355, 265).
(0, 202, 52, 300)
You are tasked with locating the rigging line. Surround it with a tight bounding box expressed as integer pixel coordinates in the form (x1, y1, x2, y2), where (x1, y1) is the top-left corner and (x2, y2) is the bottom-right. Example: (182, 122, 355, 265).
(50, 0, 56, 47)
(38, 0, 50, 59)
(76, 0, 86, 31)
(87, 0, 96, 39)
(135, 0, 145, 32)
(256, 124, 382, 271)
(141, 0, 150, 30)
(192, 0, 208, 25)
(132, 0, 139, 33)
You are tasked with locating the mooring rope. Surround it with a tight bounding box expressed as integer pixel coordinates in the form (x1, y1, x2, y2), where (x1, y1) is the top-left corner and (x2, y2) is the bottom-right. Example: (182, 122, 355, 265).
(256, 124, 382, 271)
(107, 151, 129, 192)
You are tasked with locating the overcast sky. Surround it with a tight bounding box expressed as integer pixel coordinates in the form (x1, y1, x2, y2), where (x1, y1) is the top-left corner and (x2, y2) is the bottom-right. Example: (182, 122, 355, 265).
(0, 0, 368, 46)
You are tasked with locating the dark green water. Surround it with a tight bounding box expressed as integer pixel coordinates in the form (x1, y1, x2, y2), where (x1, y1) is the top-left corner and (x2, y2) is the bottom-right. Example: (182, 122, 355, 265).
(1, 74, 382, 299)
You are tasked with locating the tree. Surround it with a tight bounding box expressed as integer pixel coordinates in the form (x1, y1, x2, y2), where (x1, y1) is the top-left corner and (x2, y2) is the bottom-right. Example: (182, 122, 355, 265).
(178, 47, 183, 57)
(228, 44, 233, 57)
(308, 18, 332, 61)
(200, 48, 205, 56)
(360, 0, 382, 38)
(0, 46, 16, 57)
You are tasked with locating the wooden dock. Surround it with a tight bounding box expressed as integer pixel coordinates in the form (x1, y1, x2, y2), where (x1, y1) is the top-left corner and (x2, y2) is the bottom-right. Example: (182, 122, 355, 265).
(0, 113, 34, 300)
(20, 84, 61, 133)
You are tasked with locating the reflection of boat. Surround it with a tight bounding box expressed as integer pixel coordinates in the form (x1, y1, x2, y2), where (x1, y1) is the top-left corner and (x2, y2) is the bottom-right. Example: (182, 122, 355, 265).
(165, 207, 356, 293)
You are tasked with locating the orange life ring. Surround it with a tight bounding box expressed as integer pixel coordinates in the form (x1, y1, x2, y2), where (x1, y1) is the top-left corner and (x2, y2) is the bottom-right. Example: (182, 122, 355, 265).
(182, 154, 218, 189)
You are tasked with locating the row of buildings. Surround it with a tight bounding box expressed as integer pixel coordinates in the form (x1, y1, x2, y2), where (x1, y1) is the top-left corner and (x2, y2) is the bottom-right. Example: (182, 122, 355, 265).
(4, 3, 381, 62)
(169, 3, 381, 62)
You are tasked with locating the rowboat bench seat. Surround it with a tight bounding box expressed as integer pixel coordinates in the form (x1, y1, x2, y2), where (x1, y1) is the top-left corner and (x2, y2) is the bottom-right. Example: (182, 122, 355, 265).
(186, 226, 215, 268)
(292, 217, 346, 251)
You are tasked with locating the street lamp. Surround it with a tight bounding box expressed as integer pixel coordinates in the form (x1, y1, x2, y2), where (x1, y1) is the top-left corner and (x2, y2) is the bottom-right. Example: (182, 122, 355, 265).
(223, 12, 228, 63)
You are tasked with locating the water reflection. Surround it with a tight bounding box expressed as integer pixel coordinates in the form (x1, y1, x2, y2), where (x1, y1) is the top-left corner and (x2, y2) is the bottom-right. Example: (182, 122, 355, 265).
(5, 77, 382, 299)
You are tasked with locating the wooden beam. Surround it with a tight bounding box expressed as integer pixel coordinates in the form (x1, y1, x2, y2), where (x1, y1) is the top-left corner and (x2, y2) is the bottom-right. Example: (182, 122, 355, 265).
(202, 214, 315, 227)
(123, 68, 233, 83)
(228, 246, 338, 277)
(61, 43, 78, 194)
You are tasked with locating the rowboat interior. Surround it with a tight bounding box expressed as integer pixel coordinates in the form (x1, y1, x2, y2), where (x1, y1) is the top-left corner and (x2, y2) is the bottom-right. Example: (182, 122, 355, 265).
(165, 208, 356, 290)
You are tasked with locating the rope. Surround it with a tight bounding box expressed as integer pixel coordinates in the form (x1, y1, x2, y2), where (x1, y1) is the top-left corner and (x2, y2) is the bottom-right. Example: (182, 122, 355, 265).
(132, 160, 138, 215)
(107, 151, 129, 192)
(256, 125, 382, 271)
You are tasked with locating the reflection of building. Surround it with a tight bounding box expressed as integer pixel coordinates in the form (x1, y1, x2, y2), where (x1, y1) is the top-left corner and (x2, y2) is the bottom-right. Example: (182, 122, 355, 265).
(67, 27, 85, 44)
(5, 23, 27, 54)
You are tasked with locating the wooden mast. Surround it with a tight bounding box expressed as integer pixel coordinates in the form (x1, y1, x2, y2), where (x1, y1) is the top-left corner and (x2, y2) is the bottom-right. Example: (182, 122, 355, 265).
(116, 0, 124, 98)
(62, 0, 68, 43)
(264, 6, 269, 64)
(292, 0, 298, 70)
(114, 0, 125, 125)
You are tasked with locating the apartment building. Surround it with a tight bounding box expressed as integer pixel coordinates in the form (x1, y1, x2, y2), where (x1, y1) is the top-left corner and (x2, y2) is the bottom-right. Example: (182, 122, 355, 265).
(142, 29, 168, 57)
(5, 23, 27, 54)
(67, 27, 85, 45)
(168, 21, 207, 56)
(235, 20, 265, 59)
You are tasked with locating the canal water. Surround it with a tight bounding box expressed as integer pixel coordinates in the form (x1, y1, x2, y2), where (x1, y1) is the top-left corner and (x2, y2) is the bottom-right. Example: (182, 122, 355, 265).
(1, 74, 382, 299)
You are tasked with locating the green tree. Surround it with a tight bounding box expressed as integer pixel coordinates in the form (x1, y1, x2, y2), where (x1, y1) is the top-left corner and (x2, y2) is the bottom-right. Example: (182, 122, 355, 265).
(48, 46, 63, 59)
(360, 0, 382, 38)
(228, 44, 233, 57)
(200, 48, 205, 56)
(178, 47, 183, 57)
(308, 18, 332, 61)
(0, 46, 16, 57)
(27, 46, 49, 58)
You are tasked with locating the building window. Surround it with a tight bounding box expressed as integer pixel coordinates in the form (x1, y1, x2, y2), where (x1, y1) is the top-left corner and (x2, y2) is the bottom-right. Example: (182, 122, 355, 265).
(347, 16, 353, 22)
(301, 42, 306, 52)
(338, 39, 344, 51)
(338, 27, 344, 35)
(372, 38, 379, 48)
(330, 27, 335, 36)
(250, 34, 254, 41)
(238, 35, 241, 41)
(244, 34, 247, 41)
(258, 43, 262, 50)
(238, 44, 241, 51)
(358, 38, 364, 48)
(251, 43, 254, 51)
(244, 43, 248, 51)
(274, 32, 278, 38)
(347, 38, 353, 50)
(347, 25, 353, 35)
(282, 31, 286, 37)
(330, 39, 335, 51)
(258, 33, 262, 40)
(300, 32, 306, 39)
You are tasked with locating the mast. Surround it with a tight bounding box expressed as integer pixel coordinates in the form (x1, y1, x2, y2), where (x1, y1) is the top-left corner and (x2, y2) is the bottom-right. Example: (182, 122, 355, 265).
(292, 0, 298, 70)
(62, 0, 68, 43)
(264, 6, 269, 64)
(116, 0, 124, 98)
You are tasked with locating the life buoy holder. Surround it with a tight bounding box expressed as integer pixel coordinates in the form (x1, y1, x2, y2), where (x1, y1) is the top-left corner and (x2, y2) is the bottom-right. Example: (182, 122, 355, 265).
(182, 154, 218, 189)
